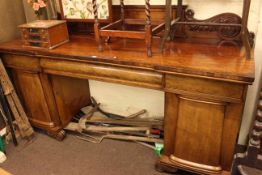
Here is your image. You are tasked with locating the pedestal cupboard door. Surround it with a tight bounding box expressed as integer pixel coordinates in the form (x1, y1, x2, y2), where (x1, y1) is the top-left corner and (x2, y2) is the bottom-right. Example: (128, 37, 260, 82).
(12, 70, 55, 128)
(50, 75, 91, 126)
(164, 91, 244, 173)
(173, 96, 225, 167)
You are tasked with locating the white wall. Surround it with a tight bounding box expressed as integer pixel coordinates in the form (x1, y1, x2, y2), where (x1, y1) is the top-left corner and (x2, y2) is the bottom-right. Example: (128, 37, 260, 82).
(239, 1, 262, 144)
(89, 0, 262, 145)
(0, 0, 25, 42)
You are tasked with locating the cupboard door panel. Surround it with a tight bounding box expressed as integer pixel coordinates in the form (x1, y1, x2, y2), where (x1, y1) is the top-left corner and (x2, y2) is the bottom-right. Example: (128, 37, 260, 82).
(51, 75, 91, 126)
(12, 71, 54, 127)
(164, 93, 179, 155)
(173, 97, 225, 167)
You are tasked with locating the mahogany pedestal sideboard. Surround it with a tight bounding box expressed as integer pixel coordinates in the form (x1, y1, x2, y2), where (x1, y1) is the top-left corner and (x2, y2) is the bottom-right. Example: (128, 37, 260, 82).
(0, 36, 254, 174)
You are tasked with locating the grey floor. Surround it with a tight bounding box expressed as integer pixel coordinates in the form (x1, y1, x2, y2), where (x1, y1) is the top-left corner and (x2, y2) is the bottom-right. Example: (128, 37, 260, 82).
(1, 132, 193, 175)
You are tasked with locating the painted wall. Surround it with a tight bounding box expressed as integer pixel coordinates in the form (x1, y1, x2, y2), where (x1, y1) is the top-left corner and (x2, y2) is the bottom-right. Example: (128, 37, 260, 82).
(22, 0, 58, 21)
(239, 1, 262, 144)
(0, 0, 26, 130)
(0, 0, 25, 42)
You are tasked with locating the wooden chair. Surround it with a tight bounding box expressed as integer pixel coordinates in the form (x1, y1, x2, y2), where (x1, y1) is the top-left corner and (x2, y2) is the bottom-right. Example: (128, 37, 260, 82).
(92, 0, 176, 57)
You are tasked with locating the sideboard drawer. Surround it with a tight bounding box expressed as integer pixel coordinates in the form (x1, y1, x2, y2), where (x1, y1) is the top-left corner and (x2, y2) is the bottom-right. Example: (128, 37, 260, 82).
(165, 74, 245, 102)
(41, 58, 163, 90)
(2, 54, 41, 72)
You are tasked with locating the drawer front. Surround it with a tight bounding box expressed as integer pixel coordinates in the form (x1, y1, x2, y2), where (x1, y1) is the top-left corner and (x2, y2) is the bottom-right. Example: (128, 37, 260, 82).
(41, 58, 163, 89)
(21, 29, 49, 41)
(2, 54, 41, 72)
(165, 74, 245, 102)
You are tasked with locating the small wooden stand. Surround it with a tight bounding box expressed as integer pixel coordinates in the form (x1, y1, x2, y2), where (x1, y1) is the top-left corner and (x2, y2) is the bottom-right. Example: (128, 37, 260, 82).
(92, 0, 169, 57)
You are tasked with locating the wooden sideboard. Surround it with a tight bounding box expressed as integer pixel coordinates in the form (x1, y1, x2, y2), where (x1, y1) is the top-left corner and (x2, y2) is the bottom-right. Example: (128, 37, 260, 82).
(0, 36, 254, 174)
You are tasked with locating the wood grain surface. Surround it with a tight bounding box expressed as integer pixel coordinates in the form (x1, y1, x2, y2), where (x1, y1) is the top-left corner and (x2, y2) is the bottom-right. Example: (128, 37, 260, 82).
(0, 35, 255, 174)
(0, 36, 254, 83)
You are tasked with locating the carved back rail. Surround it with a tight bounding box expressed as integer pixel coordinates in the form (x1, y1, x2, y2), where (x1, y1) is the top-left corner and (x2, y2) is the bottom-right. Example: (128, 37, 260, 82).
(168, 0, 253, 59)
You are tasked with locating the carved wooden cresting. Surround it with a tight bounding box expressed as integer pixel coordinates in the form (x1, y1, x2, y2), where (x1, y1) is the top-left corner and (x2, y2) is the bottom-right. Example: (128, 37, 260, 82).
(184, 10, 242, 40)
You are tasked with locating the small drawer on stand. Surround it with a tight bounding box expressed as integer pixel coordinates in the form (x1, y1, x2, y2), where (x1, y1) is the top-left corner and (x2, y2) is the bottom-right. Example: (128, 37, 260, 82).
(19, 20, 69, 50)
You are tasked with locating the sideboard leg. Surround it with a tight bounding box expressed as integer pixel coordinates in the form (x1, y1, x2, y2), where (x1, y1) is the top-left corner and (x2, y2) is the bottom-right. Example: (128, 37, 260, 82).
(47, 129, 66, 141)
(155, 159, 178, 174)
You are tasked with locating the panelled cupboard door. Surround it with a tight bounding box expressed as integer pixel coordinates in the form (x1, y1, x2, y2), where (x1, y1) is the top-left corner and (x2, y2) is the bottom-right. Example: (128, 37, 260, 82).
(12, 70, 55, 128)
(173, 96, 225, 167)
(164, 92, 243, 173)
(50, 75, 91, 126)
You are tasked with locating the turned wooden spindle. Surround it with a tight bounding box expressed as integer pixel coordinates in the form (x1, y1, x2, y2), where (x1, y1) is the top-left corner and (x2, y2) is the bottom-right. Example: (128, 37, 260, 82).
(145, 0, 152, 57)
(251, 91, 262, 148)
(92, 0, 102, 51)
(92, 0, 98, 25)
(233, 86, 262, 175)
(145, 0, 151, 25)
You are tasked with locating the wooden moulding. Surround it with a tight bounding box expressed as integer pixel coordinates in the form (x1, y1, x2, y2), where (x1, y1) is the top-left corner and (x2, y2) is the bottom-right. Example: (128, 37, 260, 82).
(156, 155, 231, 175)
(170, 155, 222, 174)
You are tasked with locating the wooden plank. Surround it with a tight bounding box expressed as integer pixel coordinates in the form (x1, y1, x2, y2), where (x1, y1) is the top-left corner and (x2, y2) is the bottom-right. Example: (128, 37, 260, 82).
(100, 30, 145, 39)
(101, 19, 123, 30)
(152, 22, 165, 34)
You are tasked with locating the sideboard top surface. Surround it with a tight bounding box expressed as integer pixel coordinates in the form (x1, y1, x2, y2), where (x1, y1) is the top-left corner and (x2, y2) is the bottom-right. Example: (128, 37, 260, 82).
(0, 36, 255, 83)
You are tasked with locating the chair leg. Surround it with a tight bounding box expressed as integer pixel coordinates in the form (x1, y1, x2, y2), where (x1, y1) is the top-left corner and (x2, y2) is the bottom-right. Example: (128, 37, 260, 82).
(145, 24, 152, 57)
(145, 0, 152, 57)
(92, 0, 102, 51)
(159, 0, 172, 51)
(170, 0, 183, 40)
(94, 23, 102, 51)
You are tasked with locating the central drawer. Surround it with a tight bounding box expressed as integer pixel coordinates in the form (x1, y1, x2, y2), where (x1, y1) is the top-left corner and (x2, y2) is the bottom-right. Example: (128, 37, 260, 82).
(40, 58, 163, 90)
